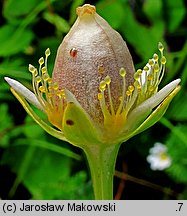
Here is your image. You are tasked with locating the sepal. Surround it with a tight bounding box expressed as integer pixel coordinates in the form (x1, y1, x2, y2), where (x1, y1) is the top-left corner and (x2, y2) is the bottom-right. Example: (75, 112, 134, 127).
(121, 85, 181, 142)
(10, 88, 67, 142)
(62, 102, 102, 147)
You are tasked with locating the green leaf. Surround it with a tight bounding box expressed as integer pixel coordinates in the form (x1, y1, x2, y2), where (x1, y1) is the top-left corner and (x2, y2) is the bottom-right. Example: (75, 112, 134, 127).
(165, 0, 186, 33)
(166, 125, 187, 183)
(0, 25, 33, 57)
(43, 12, 70, 33)
(143, 0, 163, 23)
(14, 138, 82, 161)
(3, 0, 39, 22)
(97, 0, 125, 29)
(119, 3, 164, 60)
(0, 104, 14, 147)
(1, 144, 89, 199)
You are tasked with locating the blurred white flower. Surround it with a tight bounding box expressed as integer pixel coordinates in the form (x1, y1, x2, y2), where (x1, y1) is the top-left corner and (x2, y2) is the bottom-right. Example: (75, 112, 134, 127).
(147, 142, 172, 170)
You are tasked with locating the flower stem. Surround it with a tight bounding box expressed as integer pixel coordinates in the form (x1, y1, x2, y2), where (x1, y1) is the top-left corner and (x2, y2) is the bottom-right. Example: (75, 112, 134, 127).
(84, 143, 120, 200)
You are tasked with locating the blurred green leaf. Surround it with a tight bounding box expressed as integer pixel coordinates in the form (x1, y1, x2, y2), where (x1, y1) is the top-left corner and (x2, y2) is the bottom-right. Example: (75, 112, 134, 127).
(165, 0, 186, 33)
(43, 12, 70, 33)
(3, 0, 40, 23)
(116, 3, 164, 60)
(143, 0, 163, 23)
(166, 125, 187, 183)
(97, 0, 124, 29)
(0, 104, 13, 147)
(15, 138, 82, 161)
(1, 145, 89, 199)
(0, 25, 33, 57)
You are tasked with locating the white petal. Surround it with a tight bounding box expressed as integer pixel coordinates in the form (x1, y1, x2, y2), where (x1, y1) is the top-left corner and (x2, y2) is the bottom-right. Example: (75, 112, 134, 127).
(137, 79, 180, 111)
(4, 77, 43, 111)
(126, 79, 181, 127)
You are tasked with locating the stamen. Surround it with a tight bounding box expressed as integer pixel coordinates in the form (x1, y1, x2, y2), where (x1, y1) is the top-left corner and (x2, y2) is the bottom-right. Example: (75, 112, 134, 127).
(43, 74, 49, 82)
(99, 81, 106, 92)
(143, 66, 149, 72)
(28, 49, 66, 130)
(39, 57, 44, 65)
(104, 75, 114, 115)
(35, 76, 42, 83)
(161, 56, 166, 64)
(148, 59, 154, 66)
(42, 67, 47, 74)
(104, 75, 111, 85)
(153, 64, 159, 72)
(158, 42, 164, 52)
(39, 86, 45, 93)
(98, 93, 102, 100)
(97, 43, 167, 128)
(153, 53, 158, 61)
(119, 68, 126, 77)
(53, 82, 59, 91)
(45, 48, 51, 57)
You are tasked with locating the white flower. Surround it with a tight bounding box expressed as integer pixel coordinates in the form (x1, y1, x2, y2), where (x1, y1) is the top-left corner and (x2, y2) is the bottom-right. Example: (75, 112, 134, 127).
(147, 142, 172, 170)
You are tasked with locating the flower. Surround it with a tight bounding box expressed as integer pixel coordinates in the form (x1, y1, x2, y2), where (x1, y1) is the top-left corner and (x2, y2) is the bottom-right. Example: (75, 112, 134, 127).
(5, 4, 180, 148)
(147, 142, 172, 170)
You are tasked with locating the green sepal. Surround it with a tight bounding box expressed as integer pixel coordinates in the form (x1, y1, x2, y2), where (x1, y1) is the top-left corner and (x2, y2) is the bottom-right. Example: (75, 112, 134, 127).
(62, 102, 101, 147)
(10, 88, 67, 142)
(122, 86, 181, 142)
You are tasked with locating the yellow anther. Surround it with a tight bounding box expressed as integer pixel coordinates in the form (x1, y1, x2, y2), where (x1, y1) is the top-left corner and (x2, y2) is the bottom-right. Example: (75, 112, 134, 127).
(39, 86, 45, 93)
(134, 80, 140, 87)
(56, 89, 65, 97)
(128, 85, 134, 92)
(153, 53, 158, 61)
(153, 63, 159, 72)
(45, 48, 51, 57)
(137, 69, 142, 75)
(39, 57, 44, 65)
(43, 74, 49, 81)
(98, 93, 102, 100)
(161, 56, 166, 64)
(48, 92, 52, 98)
(99, 80, 106, 91)
(148, 85, 154, 92)
(104, 75, 111, 85)
(143, 66, 149, 72)
(126, 90, 131, 97)
(42, 67, 47, 74)
(134, 71, 140, 80)
(158, 42, 164, 52)
(53, 82, 59, 90)
(29, 64, 36, 73)
(48, 78, 52, 84)
(134, 80, 141, 92)
(48, 86, 52, 91)
(148, 74, 153, 81)
(119, 68, 126, 77)
(148, 59, 154, 66)
(35, 76, 42, 83)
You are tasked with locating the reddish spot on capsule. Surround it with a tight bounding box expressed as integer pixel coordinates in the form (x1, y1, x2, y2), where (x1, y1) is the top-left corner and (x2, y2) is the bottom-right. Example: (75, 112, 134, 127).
(70, 48, 77, 57)
(66, 119, 74, 126)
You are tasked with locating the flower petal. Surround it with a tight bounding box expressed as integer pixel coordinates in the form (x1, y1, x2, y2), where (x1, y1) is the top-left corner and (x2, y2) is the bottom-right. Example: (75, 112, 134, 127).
(125, 79, 181, 133)
(4, 77, 43, 111)
(122, 84, 181, 141)
(10, 88, 67, 142)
